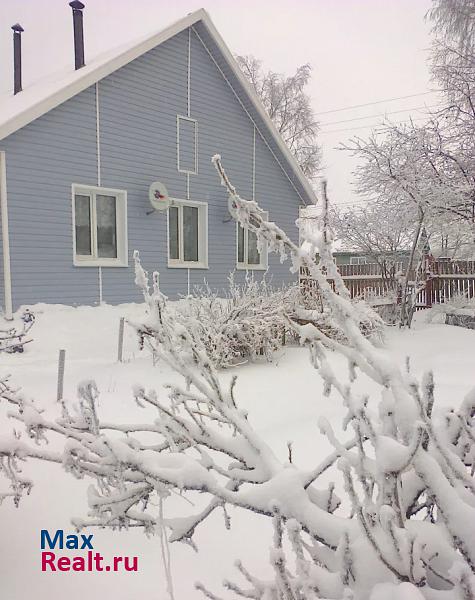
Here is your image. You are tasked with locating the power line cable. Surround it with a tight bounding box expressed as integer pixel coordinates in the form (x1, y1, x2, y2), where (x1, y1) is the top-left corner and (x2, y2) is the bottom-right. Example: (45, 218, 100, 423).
(315, 91, 437, 116)
(306, 197, 374, 208)
(332, 201, 372, 208)
(319, 104, 441, 128)
(319, 115, 431, 135)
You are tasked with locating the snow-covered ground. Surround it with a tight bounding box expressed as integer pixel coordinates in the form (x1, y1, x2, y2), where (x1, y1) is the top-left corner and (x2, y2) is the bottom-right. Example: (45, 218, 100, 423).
(0, 303, 474, 600)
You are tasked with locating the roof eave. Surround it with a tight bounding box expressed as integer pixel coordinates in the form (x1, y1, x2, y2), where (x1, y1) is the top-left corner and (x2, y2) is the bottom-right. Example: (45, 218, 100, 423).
(0, 9, 207, 142)
(0, 7, 316, 205)
(199, 11, 317, 205)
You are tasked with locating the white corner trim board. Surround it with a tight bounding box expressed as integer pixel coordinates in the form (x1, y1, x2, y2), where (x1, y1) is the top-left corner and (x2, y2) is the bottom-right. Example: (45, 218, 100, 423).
(0, 152, 13, 320)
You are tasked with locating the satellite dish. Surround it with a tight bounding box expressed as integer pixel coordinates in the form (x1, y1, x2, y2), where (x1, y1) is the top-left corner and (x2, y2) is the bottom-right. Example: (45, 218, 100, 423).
(149, 181, 170, 211)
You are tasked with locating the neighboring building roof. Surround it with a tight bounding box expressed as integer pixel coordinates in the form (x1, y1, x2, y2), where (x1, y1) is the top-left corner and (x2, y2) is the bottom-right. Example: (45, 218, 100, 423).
(0, 8, 316, 205)
(328, 249, 410, 255)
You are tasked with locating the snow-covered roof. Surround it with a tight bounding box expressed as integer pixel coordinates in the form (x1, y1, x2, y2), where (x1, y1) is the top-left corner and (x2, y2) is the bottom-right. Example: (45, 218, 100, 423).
(0, 8, 316, 205)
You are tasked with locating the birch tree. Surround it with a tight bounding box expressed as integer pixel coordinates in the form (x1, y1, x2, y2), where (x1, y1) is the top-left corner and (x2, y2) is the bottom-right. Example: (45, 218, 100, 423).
(236, 55, 321, 179)
(330, 198, 417, 287)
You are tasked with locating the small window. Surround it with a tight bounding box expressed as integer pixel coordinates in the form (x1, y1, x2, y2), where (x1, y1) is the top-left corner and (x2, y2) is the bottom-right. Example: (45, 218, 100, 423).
(167, 199, 208, 268)
(236, 215, 268, 270)
(177, 115, 198, 174)
(349, 256, 368, 265)
(72, 185, 128, 267)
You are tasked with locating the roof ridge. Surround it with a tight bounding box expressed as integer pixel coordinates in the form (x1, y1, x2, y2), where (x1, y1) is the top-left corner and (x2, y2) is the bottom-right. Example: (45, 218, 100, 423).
(0, 7, 316, 205)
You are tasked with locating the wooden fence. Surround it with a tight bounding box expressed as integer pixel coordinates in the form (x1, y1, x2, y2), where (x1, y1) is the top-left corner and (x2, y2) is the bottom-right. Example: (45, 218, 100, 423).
(300, 260, 475, 308)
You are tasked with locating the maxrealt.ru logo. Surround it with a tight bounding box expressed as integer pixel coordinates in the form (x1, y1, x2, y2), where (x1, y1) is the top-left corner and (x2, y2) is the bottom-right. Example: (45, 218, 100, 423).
(41, 530, 138, 572)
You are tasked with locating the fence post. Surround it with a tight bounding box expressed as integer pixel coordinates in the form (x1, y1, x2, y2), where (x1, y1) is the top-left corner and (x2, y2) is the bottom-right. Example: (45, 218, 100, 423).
(117, 317, 125, 363)
(57, 349, 66, 402)
(425, 277, 433, 308)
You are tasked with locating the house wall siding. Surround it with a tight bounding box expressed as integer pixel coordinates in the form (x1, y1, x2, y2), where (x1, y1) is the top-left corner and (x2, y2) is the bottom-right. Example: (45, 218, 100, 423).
(0, 87, 99, 308)
(0, 164, 3, 311)
(0, 27, 302, 310)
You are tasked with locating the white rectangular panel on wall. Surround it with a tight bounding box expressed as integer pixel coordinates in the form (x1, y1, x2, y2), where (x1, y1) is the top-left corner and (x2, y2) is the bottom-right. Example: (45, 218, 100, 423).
(177, 115, 198, 174)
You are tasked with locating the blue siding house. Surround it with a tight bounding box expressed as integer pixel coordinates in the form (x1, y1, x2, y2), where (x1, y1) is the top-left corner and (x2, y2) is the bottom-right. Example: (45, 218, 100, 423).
(0, 8, 316, 317)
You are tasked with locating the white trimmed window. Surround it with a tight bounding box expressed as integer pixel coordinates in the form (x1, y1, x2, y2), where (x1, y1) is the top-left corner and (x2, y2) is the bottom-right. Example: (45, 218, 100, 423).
(349, 256, 368, 265)
(72, 184, 128, 267)
(168, 199, 208, 268)
(236, 215, 268, 270)
(177, 115, 198, 174)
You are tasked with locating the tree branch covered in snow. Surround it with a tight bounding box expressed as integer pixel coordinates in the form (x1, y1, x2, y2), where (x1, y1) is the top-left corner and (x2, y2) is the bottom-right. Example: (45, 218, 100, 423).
(0, 158, 474, 598)
(0, 310, 35, 354)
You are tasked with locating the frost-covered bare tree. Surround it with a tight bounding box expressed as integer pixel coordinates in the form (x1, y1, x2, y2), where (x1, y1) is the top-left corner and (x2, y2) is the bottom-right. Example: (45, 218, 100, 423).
(427, 0, 475, 227)
(426, 214, 475, 258)
(1, 157, 475, 599)
(341, 126, 429, 327)
(343, 119, 475, 234)
(427, 1, 475, 249)
(429, 0, 475, 49)
(334, 1, 475, 324)
(236, 55, 321, 179)
(341, 114, 475, 325)
(331, 198, 417, 285)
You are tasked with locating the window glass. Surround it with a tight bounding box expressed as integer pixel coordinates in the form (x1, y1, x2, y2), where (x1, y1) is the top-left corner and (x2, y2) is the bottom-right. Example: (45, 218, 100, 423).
(183, 205, 199, 262)
(237, 225, 245, 263)
(169, 206, 179, 260)
(75, 194, 92, 256)
(96, 194, 117, 258)
(168, 201, 207, 266)
(247, 230, 260, 265)
(350, 256, 368, 265)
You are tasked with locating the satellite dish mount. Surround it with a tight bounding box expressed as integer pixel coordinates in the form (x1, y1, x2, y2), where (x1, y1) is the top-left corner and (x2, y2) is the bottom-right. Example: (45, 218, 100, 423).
(149, 181, 170, 212)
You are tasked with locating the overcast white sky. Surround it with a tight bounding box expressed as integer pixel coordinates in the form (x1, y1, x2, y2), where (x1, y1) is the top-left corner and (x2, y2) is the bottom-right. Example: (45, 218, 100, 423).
(0, 0, 439, 204)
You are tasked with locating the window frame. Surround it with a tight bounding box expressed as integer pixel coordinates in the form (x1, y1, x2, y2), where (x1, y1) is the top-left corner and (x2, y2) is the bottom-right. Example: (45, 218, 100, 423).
(72, 184, 128, 268)
(167, 198, 208, 269)
(349, 256, 368, 265)
(236, 213, 268, 271)
(176, 115, 198, 175)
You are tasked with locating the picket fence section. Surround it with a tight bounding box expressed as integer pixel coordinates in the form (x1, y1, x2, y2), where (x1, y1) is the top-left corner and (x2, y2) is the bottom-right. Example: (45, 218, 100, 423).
(300, 260, 475, 308)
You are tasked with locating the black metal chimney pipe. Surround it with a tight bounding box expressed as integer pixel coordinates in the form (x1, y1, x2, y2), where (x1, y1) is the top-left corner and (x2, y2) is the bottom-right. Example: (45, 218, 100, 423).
(69, 1, 85, 70)
(11, 23, 24, 95)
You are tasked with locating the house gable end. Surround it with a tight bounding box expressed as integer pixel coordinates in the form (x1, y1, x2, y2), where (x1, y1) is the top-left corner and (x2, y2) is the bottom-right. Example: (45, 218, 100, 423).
(0, 20, 304, 309)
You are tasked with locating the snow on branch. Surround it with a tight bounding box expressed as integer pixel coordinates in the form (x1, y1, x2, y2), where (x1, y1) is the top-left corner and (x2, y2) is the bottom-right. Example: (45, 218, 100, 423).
(138, 272, 295, 369)
(0, 310, 35, 354)
(0, 158, 474, 599)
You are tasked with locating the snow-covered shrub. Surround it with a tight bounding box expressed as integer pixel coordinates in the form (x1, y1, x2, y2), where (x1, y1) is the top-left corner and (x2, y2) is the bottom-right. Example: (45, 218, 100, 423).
(134, 272, 296, 369)
(176, 274, 295, 368)
(363, 290, 402, 326)
(427, 292, 475, 326)
(1, 158, 474, 600)
(135, 269, 381, 369)
(297, 282, 385, 344)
